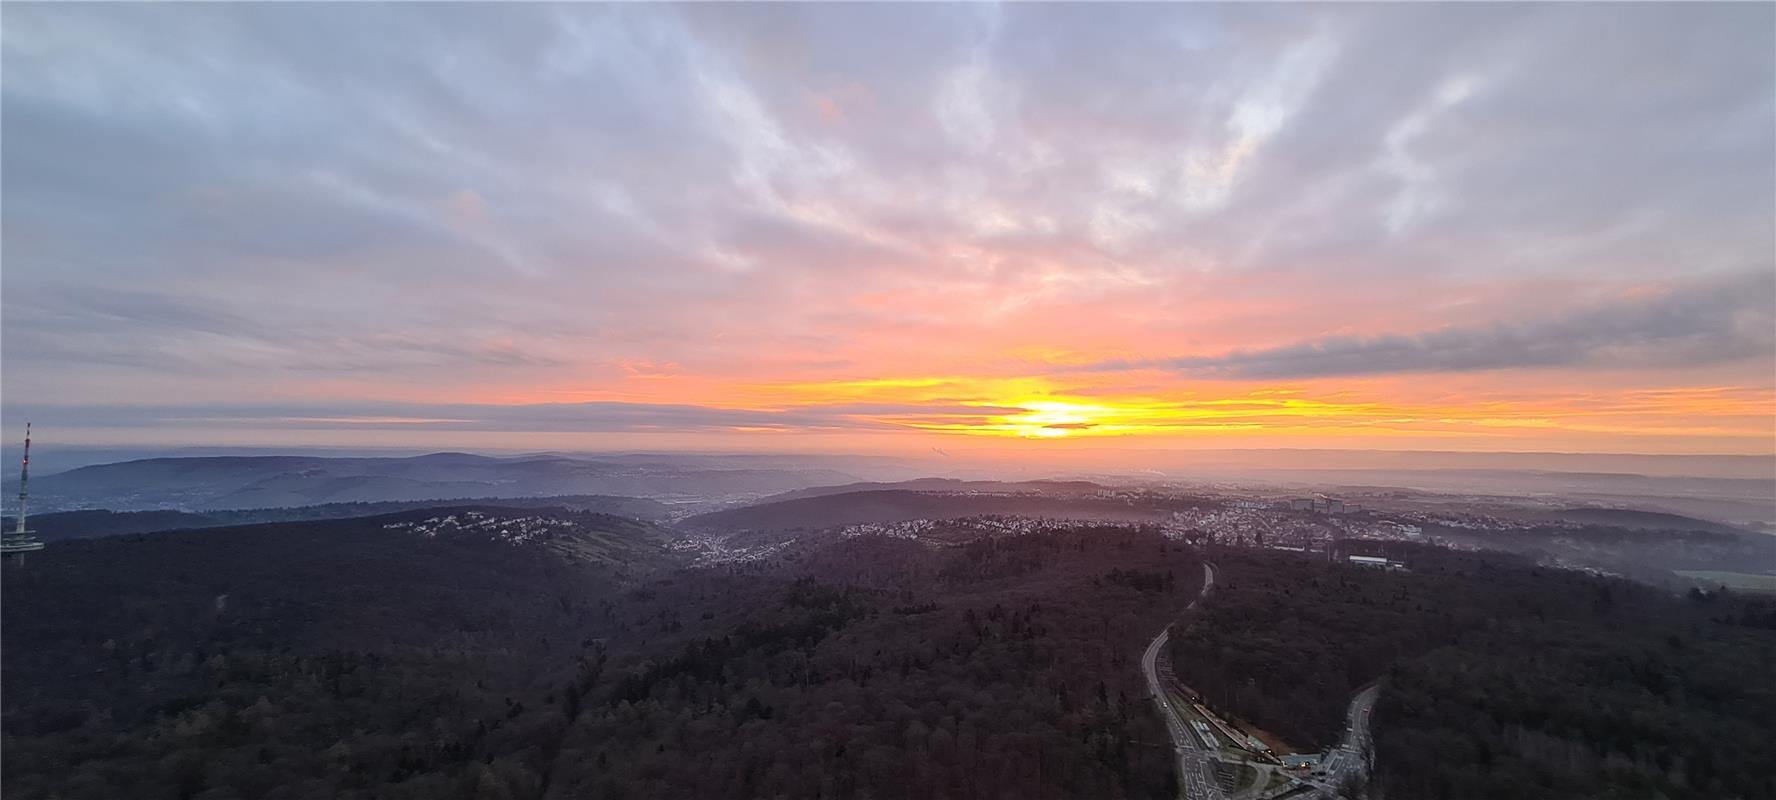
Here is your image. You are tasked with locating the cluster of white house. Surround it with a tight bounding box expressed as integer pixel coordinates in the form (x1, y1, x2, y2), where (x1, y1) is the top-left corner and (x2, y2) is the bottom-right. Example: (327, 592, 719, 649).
(1230, 497, 1356, 514)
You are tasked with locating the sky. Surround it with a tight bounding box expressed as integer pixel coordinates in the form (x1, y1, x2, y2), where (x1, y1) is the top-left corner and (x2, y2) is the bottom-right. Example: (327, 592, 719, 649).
(2, 3, 1773, 459)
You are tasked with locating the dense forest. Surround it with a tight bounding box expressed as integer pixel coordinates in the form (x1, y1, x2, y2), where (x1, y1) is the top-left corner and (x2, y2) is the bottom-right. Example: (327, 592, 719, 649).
(546, 528, 1200, 799)
(1171, 544, 1776, 799)
(9, 504, 1774, 800)
(2, 507, 669, 800)
(3, 510, 1201, 799)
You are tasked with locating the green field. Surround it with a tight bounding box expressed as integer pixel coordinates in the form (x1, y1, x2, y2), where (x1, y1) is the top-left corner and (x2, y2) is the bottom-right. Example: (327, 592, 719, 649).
(1677, 570, 1776, 594)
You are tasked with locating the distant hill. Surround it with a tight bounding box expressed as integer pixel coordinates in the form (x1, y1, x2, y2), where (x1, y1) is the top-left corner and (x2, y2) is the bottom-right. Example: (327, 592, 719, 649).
(7, 452, 858, 512)
(756, 478, 1106, 504)
(1536, 506, 1751, 534)
(684, 488, 1204, 531)
(2, 493, 672, 543)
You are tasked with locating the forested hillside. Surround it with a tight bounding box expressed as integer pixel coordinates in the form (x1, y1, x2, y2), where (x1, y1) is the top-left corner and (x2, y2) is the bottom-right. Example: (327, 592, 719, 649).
(3, 513, 1202, 800)
(548, 527, 1202, 799)
(12, 507, 1771, 800)
(1, 508, 668, 800)
(1170, 545, 1776, 800)
(13, 452, 858, 512)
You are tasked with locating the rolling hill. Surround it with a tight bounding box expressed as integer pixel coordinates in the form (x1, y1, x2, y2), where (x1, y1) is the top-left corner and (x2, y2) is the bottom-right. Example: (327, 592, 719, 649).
(753, 478, 1107, 504)
(10, 452, 859, 512)
(683, 488, 1209, 532)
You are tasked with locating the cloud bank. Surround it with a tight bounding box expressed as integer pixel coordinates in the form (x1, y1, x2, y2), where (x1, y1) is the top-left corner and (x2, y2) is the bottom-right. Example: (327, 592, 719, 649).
(1098, 272, 1776, 379)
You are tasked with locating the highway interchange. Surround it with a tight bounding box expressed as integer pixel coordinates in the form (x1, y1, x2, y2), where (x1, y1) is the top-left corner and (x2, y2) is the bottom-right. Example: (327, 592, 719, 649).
(1143, 561, 1380, 800)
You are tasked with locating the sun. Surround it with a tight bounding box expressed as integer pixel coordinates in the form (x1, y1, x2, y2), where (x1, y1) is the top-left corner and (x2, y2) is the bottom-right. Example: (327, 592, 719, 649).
(1002, 399, 1115, 439)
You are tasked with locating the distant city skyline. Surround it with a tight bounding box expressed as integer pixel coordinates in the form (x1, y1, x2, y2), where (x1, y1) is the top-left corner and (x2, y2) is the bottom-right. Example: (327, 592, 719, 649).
(3, 4, 1772, 457)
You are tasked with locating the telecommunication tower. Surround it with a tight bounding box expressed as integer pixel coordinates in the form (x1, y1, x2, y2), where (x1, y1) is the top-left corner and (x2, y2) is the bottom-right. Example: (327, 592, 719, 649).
(2, 423, 46, 562)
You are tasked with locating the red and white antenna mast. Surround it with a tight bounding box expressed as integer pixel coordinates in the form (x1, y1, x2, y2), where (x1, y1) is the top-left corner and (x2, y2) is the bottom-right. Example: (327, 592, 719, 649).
(4, 423, 46, 560)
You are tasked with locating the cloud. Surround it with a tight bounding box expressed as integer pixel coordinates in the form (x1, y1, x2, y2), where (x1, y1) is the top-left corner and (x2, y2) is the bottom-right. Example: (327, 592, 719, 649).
(0, 399, 1037, 435)
(0, 4, 1771, 452)
(3, 286, 568, 373)
(1094, 271, 1776, 379)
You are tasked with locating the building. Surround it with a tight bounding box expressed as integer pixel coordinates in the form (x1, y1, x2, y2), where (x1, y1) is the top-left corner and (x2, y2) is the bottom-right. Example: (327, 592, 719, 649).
(1289, 498, 1313, 511)
(1348, 554, 1409, 570)
(1325, 499, 1345, 514)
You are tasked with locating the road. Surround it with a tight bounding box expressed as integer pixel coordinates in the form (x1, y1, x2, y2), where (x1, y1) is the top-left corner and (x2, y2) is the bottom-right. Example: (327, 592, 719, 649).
(1259, 682, 1380, 799)
(1145, 562, 1383, 800)
(1143, 561, 1223, 800)
(1309, 683, 1380, 796)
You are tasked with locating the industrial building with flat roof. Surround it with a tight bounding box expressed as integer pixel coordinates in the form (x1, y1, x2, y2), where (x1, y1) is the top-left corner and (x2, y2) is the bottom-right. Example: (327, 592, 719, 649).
(1347, 554, 1409, 570)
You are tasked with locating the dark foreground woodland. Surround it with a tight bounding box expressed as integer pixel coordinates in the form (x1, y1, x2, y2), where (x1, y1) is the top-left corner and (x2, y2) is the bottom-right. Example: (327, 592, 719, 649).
(3, 512, 1197, 800)
(6, 508, 1773, 800)
(1172, 545, 1776, 800)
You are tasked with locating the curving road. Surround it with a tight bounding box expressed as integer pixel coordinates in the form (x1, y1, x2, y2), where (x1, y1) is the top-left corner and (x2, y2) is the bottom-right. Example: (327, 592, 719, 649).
(1143, 561, 1222, 800)
(1256, 683, 1380, 800)
(1305, 683, 1380, 797)
(1145, 562, 1383, 800)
